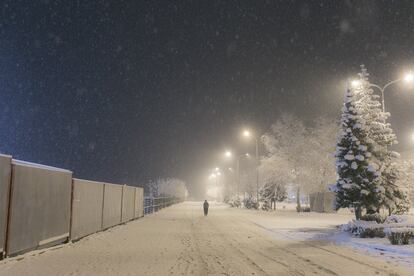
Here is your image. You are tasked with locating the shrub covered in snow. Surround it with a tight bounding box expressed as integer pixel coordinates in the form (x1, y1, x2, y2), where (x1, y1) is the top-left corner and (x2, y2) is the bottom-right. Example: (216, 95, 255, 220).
(342, 214, 414, 242)
(261, 200, 272, 211)
(296, 206, 311, 212)
(384, 214, 409, 224)
(229, 198, 241, 208)
(385, 228, 414, 245)
(360, 213, 387, 223)
(243, 197, 259, 209)
(342, 220, 385, 238)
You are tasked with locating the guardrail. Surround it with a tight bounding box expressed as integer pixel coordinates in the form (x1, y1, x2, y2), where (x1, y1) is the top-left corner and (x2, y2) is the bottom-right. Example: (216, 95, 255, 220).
(144, 197, 181, 215)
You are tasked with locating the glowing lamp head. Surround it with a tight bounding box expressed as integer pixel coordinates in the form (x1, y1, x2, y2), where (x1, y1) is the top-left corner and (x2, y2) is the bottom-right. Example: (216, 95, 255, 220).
(215, 167, 220, 172)
(351, 79, 361, 88)
(404, 72, 414, 83)
(243, 130, 251, 137)
(245, 153, 250, 157)
(225, 150, 232, 158)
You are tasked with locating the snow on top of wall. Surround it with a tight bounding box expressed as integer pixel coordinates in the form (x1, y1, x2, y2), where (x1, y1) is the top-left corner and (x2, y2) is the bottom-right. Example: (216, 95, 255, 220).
(12, 159, 72, 174)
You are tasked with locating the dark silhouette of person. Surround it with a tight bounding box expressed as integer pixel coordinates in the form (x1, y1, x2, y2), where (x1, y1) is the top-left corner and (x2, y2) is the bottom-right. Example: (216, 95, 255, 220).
(203, 200, 209, 216)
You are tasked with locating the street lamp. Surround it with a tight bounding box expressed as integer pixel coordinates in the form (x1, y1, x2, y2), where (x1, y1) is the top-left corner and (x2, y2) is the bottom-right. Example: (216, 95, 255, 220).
(242, 129, 260, 203)
(351, 79, 361, 88)
(404, 73, 414, 82)
(209, 169, 221, 187)
(225, 150, 232, 158)
(224, 150, 251, 200)
(351, 71, 414, 113)
(243, 130, 251, 137)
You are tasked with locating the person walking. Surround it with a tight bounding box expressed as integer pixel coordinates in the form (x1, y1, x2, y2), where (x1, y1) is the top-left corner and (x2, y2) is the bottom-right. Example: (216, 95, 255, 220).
(203, 200, 209, 216)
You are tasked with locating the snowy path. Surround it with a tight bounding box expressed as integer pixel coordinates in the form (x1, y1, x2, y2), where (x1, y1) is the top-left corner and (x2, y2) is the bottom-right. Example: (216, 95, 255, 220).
(0, 201, 412, 276)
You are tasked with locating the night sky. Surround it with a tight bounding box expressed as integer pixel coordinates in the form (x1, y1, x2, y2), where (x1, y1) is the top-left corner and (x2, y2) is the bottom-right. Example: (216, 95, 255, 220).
(1, 1, 414, 197)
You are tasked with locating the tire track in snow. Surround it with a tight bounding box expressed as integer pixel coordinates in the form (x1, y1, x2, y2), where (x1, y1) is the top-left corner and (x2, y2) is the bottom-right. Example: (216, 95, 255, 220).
(225, 217, 337, 276)
(234, 216, 398, 275)
(249, 220, 392, 274)
(192, 215, 271, 276)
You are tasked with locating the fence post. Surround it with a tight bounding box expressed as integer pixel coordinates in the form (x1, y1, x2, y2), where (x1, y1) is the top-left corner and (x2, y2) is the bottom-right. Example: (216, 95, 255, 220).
(4, 161, 14, 257)
(68, 179, 74, 241)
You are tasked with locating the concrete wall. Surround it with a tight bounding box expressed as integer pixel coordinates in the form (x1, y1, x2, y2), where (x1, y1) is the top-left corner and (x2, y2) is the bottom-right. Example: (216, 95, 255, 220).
(102, 183, 122, 229)
(0, 155, 12, 257)
(121, 186, 135, 223)
(134, 187, 144, 218)
(71, 179, 105, 240)
(7, 160, 72, 256)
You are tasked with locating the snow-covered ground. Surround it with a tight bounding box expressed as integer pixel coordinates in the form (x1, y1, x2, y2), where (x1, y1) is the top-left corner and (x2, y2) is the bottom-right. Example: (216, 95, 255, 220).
(250, 206, 414, 269)
(0, 201, 412, 275)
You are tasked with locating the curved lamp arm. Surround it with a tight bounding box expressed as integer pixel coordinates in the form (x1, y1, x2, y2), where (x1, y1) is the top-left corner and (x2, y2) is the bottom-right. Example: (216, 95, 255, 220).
(369, 78, 402, 112)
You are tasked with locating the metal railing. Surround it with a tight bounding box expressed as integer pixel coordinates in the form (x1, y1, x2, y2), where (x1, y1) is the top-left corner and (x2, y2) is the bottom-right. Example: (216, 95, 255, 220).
(144, 196, 181, 215)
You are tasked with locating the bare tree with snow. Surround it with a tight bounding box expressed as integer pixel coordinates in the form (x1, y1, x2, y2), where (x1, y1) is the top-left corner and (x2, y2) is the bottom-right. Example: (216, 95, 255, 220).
(260, 114, 337, 211)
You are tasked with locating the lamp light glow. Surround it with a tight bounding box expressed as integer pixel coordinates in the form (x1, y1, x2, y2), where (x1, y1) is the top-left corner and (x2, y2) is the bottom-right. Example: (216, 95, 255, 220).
(351, 79, 361, 88)
(404, 72, 414, 82)
(243, 130, 251, 137)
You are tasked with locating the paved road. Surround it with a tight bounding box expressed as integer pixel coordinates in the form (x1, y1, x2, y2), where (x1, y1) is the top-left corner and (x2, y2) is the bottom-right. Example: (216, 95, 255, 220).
(0, 202, 411, 275)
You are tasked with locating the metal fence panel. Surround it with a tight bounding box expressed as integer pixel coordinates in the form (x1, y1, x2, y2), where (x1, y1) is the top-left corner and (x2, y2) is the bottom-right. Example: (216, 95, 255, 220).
(0, 155, 12, 257)
(134, 188, 144, 218)
(121, 185, 135, 223)
(102, 183, 122, 229)
(7, 160, 72, 256)
(71, 179, 105, 240)
(323, 192, 335, 213)
(309, 192, 335, 213)
(144, 196, 179, 215)
(144, 197, 153, 214)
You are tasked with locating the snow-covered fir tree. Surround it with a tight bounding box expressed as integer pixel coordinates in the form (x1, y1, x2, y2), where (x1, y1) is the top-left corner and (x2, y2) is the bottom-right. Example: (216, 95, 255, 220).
(333, 85, 380, 220)
(381, 158, 410, 215)
(333, 66, 410, 219)
(356, 67, 409, 215)
(397, 159, 414, 204)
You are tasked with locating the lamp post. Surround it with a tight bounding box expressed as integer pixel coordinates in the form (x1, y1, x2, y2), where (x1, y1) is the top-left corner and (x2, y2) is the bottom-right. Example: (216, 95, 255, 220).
(209, 170, 221, 188)
(242, 130, 260, 203)
(352, 72, 413, 113)
(224, 150, 250, 200)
